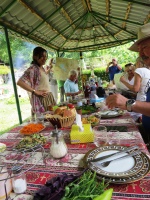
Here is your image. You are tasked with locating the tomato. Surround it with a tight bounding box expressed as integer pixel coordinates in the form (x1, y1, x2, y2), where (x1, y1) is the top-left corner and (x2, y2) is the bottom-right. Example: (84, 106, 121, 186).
(67, 103, 75, 109)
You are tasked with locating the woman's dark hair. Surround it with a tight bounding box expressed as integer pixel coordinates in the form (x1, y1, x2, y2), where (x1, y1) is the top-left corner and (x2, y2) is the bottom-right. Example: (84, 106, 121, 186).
(125, 63, 133, 68)
(31, 46, 48, 66)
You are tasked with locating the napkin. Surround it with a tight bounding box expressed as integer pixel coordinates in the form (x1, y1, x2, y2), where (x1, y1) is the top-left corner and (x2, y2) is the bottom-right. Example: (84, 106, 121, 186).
(75, 112, 84, 132)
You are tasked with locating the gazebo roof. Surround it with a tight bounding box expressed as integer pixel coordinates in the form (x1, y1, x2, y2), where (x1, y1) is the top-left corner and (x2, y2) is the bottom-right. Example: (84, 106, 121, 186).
(0, 0, 150, 52)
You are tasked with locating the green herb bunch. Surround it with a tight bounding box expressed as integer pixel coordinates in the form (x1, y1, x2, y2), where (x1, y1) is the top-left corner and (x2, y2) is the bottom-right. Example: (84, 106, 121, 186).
(61, 171, 109, 200)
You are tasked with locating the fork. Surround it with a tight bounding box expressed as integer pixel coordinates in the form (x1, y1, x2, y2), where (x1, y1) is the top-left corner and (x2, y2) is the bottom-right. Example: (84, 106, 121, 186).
(100, 150, 141, 167)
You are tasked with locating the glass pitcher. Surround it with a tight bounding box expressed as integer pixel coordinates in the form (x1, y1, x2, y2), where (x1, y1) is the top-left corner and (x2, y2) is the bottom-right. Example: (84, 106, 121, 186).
(50, 127, 68, 158)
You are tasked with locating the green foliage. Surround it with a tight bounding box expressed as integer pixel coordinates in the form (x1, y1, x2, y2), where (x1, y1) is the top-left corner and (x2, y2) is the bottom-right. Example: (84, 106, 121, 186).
(0, 65, 10, 74)
(5, 94, 29, 104)
(81, 68, 109, 82)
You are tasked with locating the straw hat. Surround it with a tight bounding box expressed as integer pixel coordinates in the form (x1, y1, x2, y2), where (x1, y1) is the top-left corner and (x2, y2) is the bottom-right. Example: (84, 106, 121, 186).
(129, 23, 150, 52)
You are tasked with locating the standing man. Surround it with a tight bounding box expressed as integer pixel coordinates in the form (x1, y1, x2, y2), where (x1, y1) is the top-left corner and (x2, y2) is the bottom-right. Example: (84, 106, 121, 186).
(106, 58, 122, 84)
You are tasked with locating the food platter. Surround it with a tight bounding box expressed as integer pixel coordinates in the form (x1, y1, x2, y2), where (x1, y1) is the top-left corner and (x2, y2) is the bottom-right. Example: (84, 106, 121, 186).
(100, 110, 124, 118)
(84, 146, 150, 184)
(81, 116, 100, 127)
(19, 123, 46, 135)
(15, 133, 47, 151)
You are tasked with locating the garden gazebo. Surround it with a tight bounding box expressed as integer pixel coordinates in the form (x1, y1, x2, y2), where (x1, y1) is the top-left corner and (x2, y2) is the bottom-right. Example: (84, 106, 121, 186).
(0, 0, 149, 123)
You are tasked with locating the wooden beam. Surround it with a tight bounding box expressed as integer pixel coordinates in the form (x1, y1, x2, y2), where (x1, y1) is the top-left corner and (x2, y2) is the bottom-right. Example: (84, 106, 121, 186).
(122, 2, 132, 28)
(54, 0, 75, 29)
(81, 0, 88, 11)
(85, 0, 92, 11)
(106, 0, 110, 21)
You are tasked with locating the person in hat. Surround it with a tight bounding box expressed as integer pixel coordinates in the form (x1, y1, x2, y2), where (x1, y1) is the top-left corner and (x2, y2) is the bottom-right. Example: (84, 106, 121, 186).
(106, 58, 122, 84)
(105, 22, 150, 143)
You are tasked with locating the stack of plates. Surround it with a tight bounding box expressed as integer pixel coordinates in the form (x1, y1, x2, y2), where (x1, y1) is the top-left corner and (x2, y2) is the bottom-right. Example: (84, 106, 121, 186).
(84, 146, 150, 184)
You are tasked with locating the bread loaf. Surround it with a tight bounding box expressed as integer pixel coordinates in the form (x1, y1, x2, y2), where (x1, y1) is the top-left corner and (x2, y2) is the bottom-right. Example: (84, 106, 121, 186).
(54, 106, 67, 116)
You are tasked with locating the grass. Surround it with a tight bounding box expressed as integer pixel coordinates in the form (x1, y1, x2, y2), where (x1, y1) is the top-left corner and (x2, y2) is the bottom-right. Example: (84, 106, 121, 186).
(0, 96, 31, 135)
(0, 91, 61, 135)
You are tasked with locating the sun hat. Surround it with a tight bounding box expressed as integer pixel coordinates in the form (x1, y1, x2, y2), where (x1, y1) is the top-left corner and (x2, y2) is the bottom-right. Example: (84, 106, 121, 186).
(129, 23, 150, 52)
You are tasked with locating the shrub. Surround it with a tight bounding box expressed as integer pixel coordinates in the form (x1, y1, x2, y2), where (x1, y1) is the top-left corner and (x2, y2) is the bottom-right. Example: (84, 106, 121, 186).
(82, 68, 109, 82)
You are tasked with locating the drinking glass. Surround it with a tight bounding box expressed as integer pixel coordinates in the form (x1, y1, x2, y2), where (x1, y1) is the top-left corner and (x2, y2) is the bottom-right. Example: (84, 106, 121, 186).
(93, 125, 107, 147)
(36, 113, 44, 124)
(107, 130, 120, 145)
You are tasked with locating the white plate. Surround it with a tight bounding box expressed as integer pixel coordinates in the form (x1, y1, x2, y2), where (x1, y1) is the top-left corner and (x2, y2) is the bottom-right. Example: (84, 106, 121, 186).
(100, 110, 123, 118)
(85, 146, 144, 178)
(96, 152, 150, 184)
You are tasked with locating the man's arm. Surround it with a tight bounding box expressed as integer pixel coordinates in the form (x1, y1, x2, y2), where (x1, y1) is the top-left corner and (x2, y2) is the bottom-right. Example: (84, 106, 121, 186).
(65, 90, 81, 97)
(117, 64, 122, 71)
(106, 93, 150, 117)
(106, 62, 112, 73)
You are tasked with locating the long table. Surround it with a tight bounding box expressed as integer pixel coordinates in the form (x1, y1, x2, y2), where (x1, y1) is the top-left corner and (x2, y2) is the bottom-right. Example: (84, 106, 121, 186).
(0, 111, 150, 200)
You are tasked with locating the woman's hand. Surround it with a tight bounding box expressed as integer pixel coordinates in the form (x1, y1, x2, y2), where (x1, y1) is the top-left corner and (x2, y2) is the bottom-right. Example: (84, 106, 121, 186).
(34, 90, 49, 97)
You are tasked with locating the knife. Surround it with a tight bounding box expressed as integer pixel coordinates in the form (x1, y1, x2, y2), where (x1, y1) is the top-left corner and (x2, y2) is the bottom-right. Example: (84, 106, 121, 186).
(87, 145, 139, 163)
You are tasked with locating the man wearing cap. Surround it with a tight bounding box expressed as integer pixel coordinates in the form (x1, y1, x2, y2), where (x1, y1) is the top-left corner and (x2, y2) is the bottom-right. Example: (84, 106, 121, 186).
(106, 23, 150, 143)
(106, 58, 122, 84)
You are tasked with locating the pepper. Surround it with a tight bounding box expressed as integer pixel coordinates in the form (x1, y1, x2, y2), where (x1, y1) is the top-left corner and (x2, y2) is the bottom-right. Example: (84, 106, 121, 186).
(93, 188, 113, 200)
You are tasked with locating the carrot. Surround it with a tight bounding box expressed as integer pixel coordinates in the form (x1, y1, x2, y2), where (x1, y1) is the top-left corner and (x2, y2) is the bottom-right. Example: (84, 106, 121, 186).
(20, 123, 44, 135)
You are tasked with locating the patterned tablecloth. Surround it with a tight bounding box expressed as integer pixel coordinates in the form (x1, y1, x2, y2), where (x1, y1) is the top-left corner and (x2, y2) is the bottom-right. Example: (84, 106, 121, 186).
(0, 111, 150, 200)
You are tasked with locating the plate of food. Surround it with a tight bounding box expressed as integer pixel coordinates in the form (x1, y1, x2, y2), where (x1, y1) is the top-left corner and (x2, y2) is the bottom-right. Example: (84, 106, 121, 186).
(82, 115, 100, 127)
(19, 123, 45, 135)
(15, 133, 47, 151)
(100, 110, 124, 118)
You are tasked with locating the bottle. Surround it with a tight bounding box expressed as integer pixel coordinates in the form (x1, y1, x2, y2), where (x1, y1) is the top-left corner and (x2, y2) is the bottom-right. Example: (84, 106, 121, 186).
(50, 127, 68, 158)
(90, 78, 97, 98)
(96, 77, 106, 97)
(11, 166, 27, 194)
(84, 81, 91, 98)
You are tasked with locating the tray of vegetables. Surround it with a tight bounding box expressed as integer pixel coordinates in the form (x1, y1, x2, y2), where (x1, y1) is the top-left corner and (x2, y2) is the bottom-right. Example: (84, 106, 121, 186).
(33, 170, 113, 200)
(80, 104, 97, 115)
(15, 133, 46, 151)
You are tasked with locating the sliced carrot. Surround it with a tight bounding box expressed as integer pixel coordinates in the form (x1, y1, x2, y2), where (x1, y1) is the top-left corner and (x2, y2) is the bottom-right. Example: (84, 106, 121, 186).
(20, 123, 44, 135)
